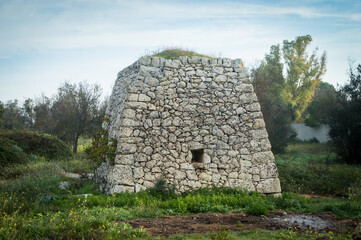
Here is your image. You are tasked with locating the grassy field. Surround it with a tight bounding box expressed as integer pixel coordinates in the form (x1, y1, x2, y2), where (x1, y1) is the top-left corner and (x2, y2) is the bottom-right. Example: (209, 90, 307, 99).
(276, 141, 361, 199)
(0, 141, 360, 239)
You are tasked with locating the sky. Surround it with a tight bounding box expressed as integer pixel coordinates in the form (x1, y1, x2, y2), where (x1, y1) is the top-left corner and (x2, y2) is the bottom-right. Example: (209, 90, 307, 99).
(0, 0, 360, 103)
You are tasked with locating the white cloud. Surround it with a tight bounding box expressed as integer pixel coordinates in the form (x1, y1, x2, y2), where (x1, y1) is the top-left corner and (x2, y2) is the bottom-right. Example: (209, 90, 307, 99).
(0, 0, 360, 101)
(1, 0, 360, 53)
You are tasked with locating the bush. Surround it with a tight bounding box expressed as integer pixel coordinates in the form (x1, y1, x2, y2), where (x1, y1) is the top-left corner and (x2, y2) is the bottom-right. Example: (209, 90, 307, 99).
(245, 198, 269, 216)
(329, 64, 361, 164)
(0, 130, 72, 160)
(147, 178, 176, 200)
(85, 122, 117, 167)
(0, 137, 27, 167)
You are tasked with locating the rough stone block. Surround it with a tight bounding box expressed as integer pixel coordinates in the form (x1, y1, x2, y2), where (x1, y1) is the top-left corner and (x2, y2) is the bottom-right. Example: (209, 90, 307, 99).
(256, 178, 281, 194)
(96, 56, 281, 195)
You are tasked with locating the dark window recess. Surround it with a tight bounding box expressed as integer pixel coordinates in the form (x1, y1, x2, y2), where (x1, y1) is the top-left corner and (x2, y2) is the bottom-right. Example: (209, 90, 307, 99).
(191, 149, 204, 163)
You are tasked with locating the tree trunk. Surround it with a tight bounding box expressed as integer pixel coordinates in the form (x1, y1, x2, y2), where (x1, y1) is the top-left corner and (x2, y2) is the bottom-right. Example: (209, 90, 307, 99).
(73, 134, 79, 153)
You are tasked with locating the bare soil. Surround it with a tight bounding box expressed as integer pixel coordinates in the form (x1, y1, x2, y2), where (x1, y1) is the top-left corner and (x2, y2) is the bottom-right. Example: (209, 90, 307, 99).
(125, 211, 359, 236)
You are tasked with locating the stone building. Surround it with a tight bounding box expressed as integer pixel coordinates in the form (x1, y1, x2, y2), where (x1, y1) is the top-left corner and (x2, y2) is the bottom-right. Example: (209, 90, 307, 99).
(96, 56, 281, 195)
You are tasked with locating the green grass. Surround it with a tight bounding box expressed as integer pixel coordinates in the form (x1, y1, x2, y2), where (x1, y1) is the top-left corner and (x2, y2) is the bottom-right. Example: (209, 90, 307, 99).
(1, 141, 360, 239)
(162, 229, 352, 240)
(0, 130, 73, 160)
(276, 142, 361, 199)
(152, 48, 211, 59)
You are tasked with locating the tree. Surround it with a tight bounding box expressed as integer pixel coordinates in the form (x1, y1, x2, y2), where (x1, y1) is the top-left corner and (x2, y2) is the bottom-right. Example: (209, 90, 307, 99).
(252, 45, 294, 153)
(52, 81, 103, 153)
(329, 64, 361, 164)
(283, 35, 327, 121)
(2, 100, 26, 130)
(22, 98, 35, 129)
(304, 82, 338, 127)
(0, 101, 4, 129)
(33, 95, 54, 134)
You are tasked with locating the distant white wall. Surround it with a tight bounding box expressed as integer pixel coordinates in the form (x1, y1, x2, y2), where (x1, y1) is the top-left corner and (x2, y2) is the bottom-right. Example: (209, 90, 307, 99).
(291, 123, 330, 143)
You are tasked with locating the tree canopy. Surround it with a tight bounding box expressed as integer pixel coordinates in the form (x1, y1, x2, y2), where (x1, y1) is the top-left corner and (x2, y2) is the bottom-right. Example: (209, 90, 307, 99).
(329, 64, 361, 164)
(251, 35, 326, 152)
(283, 35, 327, 121)
(304, 82, 338, 127)
(0, 81, 106, 153)
(252, 45, 294, 153)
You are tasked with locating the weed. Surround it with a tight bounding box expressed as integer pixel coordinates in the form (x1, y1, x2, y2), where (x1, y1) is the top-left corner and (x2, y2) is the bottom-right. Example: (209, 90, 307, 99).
(245, 197, 269, 216)
(210, 227, 230, 240)
(85, 117, 117, 167)
(236, 221, 243, 227)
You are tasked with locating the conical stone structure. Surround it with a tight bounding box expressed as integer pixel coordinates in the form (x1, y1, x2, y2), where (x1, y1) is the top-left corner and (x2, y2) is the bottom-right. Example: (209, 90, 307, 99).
(96, 56, 282, 195)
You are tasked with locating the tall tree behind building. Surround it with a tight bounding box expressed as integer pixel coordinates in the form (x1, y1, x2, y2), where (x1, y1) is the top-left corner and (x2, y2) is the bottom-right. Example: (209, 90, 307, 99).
(0, 101, 4, 129)
(329, 64, 361, 164)
(282, 35, 327, 121)
(304, 82, 338, 127)
(252, 45, 294, 153)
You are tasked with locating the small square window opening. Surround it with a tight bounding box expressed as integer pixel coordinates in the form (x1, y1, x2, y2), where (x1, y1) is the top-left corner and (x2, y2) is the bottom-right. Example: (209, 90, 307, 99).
(191, 149, 204, 163)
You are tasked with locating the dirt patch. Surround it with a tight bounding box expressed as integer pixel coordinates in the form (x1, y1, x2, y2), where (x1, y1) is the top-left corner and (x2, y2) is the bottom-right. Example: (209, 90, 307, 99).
(125, 212, 358, 236)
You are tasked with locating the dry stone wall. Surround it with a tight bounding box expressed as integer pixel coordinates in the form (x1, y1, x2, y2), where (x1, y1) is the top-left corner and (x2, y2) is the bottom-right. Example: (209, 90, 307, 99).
(97, 56, 281, 195)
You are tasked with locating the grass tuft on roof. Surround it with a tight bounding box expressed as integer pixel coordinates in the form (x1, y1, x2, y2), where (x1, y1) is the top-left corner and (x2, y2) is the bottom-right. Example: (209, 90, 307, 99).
(152, 48, 212, 60)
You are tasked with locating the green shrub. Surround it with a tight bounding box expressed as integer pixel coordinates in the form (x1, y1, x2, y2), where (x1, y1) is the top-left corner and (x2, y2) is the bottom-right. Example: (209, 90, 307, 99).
(0, 137, 27, 167)
(271, 192, 309, 211)
(85, 118, 117, 167)
(0, 130, 72, 160)
(147, 178, 177, 200)
(245, 197, 269, 216)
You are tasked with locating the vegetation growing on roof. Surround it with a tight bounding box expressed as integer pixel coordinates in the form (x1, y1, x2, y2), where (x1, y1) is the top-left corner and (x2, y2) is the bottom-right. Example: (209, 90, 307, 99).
(152, 48, 212, 59)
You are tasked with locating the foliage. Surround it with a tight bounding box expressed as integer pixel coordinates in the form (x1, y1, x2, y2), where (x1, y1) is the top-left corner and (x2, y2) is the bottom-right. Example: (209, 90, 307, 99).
(2, 99, 26, 130)
(33, 94, 54, 134)
(1, 140, 360, 239)
(22, 98, 35, 129)
(1, 81, 106, 154)
(0, 130, 72, 160)
(0, 101, 4, 129)
(276, 142, 361, 198)
(152, 48, 211, 59)
(252, 35, 326, 151)
(0, 160, 360, 239)
(147, 177, 177, 200)
(304, 82, 338, 126)
(210, 227, 230, 240)
(85, 118, 117, 167)
(52, 81, 105, 153)
(252, 45, 294, 153)
(0, 208, 148, 240)
(245, 197, 269, 216)
(56, 158, 94, 173)
(282, 35, 327, 121)
(156, 230, 351, 240)
(0, 137, 27, 167)
(329, 64, 361, 164)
